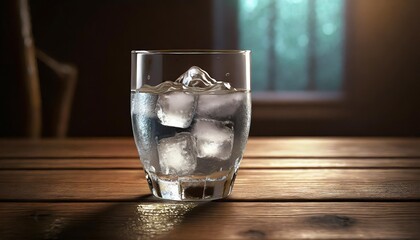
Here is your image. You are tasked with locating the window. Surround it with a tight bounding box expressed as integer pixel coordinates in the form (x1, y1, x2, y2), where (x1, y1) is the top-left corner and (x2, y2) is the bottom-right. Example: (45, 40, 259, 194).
(238, 0, 345, 92)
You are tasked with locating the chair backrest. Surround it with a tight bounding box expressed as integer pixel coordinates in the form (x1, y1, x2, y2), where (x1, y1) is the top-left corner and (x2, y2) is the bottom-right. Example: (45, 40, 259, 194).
(4, 0, 77, 138)
(16, 0, 42, 138)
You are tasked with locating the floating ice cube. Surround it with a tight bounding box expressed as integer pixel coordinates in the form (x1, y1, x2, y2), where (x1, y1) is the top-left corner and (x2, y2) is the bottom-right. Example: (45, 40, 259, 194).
(175, 66, 217, 87)
(196, 92, 244, 118)
(155, 92, 197, 128)
(157, 133, 197, 176)
(192, 119, 234, 160)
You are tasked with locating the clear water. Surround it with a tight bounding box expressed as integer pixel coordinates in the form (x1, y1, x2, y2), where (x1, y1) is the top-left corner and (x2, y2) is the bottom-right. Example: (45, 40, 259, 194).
(131, 92, 251, 200)
(131, 90, 251, 200)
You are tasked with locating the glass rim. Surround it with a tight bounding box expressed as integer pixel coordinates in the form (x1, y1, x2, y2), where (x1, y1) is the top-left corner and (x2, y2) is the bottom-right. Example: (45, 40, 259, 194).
(131, 49, 251, 55)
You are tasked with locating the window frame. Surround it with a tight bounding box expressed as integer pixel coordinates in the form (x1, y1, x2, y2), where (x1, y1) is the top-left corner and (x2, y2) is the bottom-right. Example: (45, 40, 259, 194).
(213, 0, 351, 122)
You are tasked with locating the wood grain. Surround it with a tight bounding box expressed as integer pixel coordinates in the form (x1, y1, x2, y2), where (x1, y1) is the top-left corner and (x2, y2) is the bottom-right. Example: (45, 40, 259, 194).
(0, 169, 419, 201)
(0, 158, 142, 169)
(245, 138, 420, 157)
(1, 139, 419, 239)
(0, 138, 136, 158)
(1, 158, 420, 170)
(1, 138, 420, 158)
(0, 202, 419, 239)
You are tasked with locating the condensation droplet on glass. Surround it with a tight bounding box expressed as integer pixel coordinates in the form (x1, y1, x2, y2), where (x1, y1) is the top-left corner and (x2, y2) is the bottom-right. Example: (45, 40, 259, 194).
(225, 73, 230, 77)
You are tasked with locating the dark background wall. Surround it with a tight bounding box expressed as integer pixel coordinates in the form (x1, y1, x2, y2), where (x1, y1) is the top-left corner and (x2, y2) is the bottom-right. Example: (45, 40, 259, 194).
(30, 0, 214, 137)
(344, 0, 420, 136)
(1, 0, 419, 137)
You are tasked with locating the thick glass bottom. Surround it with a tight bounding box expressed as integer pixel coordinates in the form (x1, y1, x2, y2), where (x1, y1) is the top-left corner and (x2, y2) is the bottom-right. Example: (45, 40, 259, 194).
(144, 169, 238, 201)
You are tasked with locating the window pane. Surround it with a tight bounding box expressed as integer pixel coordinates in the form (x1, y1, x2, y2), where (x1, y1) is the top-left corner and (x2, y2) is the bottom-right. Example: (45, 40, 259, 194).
(238, 0, 271, 91)
(276, 0, 309, 90)
(314, 0, 344, 91)
(238, 0, 345, 92)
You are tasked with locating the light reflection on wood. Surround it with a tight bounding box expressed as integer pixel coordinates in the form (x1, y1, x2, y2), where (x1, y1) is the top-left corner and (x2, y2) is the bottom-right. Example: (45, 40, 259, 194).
(126, 203, 199, 239)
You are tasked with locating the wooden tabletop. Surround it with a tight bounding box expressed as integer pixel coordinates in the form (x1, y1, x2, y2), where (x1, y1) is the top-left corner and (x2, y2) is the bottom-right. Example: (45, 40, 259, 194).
(0, 138, 420, 239)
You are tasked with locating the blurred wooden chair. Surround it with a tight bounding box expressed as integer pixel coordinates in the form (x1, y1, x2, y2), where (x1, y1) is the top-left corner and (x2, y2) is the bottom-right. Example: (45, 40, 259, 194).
(14, 0, 77, 138)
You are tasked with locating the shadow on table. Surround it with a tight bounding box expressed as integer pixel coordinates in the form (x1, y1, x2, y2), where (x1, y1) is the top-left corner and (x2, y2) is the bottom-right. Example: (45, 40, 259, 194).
(8, 195, 229, 239)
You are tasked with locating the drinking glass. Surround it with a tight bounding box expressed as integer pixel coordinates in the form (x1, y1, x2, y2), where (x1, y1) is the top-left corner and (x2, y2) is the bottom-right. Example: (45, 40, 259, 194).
(131, 50, 251, 201)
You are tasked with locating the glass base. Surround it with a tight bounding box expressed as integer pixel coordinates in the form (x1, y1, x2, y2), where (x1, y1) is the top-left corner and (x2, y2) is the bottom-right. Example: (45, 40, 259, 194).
(144, 169, 238, 201)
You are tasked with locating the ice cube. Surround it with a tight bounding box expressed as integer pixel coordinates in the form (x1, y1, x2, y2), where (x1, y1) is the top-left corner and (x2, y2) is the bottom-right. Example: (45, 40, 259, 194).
(157, 133, 197, 175)
(155, 92, 197, 128)
(192, 119, 234, 160)
(196, 92, 244, 118)
(175, 66, 217, 87)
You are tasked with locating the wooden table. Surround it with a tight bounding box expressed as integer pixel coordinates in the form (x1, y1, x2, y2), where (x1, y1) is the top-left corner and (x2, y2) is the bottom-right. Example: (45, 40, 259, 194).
(1, 138, 420, 239)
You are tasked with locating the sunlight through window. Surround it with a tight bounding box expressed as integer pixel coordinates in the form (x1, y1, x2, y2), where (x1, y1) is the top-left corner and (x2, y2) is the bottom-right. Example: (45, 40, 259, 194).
(239, 0, 345, 92)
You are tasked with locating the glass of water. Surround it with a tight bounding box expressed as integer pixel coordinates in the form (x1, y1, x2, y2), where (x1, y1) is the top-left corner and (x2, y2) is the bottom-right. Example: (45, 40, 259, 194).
(131, 50, 251, 201)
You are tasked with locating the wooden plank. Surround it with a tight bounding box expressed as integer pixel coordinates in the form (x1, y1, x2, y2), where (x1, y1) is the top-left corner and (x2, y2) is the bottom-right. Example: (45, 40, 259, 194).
(1, 158, 420, 170)
(239, 158, 420, 169)
(0, 169, 419, 201)
(245, 138, 420, 158)
(0, 202, 419, 239)
(1, 138, 420, 158)
(0, 158, 142, 169)
(0, 138, 137, 158)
